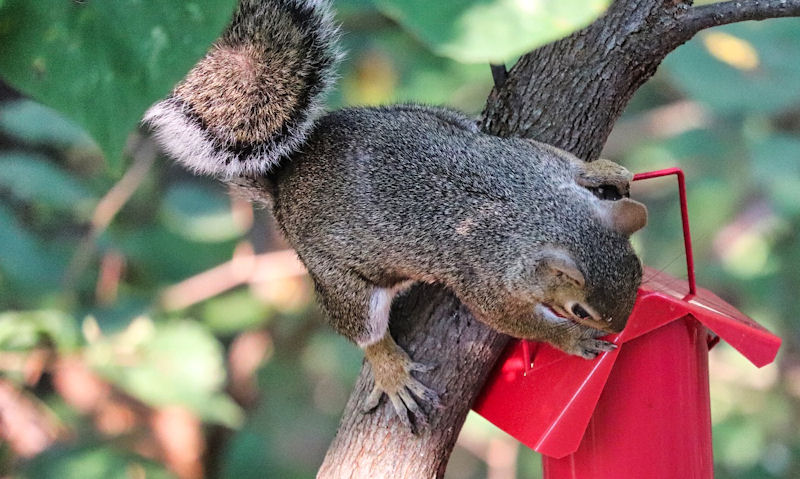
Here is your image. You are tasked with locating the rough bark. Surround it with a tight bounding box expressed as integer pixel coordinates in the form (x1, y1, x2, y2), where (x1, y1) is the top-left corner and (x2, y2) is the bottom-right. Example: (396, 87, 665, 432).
(319, 0, 800, 477)
(318, 285, 507, 478)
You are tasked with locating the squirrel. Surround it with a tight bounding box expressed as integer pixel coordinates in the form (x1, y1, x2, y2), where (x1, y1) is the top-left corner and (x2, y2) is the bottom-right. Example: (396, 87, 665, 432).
(143, 0, 647, 429)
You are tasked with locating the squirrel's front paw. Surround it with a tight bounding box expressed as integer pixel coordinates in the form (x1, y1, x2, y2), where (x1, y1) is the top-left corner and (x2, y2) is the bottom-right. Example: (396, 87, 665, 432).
(566, 338, 617, 359)
(363, 336, 440, 433)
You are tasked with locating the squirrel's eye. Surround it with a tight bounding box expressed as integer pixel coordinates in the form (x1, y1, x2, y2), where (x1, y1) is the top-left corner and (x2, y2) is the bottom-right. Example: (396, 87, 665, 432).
(600, 185, 622, 201)
(571, 304, 592, 320)
(587, 184, 624, 201)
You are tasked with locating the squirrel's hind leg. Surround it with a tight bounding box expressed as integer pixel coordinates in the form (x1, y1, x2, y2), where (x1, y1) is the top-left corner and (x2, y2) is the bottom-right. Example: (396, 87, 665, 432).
(362, 331, 440, 432)
(311, 269, 437, 431)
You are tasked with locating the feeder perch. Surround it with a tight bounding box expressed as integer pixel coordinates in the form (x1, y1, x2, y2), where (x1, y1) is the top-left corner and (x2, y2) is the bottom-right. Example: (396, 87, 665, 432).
(473, 168, 781, 479)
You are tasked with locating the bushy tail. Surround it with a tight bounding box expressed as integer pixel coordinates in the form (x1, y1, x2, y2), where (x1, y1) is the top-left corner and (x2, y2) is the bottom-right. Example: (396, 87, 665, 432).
(144, 0, 341, 178)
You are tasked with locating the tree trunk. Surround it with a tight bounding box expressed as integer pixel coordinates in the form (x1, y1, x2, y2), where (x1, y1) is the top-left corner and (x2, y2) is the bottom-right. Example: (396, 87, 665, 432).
(319, 0, 800, 476)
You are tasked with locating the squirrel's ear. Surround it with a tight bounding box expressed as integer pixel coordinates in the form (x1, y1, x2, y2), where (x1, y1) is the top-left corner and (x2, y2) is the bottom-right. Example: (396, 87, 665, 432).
(599, 198, 648, 236)
(540, 249, 585, 287)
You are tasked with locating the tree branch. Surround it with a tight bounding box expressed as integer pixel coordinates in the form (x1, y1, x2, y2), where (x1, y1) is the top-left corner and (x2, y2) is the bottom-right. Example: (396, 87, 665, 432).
(62, 135, 156, 290)
(683, 0, 800, 35)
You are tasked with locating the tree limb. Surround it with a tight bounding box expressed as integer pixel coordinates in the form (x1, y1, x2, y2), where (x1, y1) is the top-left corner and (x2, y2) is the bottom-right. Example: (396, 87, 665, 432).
(62, 135, 156, 290)
(683, 0, 800, 35)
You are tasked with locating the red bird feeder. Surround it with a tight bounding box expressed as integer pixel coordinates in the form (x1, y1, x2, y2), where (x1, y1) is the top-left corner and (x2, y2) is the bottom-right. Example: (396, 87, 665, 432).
(473, 168, 781, 478)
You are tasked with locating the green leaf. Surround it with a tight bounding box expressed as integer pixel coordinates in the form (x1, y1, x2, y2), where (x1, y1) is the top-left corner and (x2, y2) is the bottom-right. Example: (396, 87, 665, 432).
(749, 135, 800, 182)
(336, 27, 491, 111)
(87, 318, 243, 427)
(664, 19, 800, 114)
(86, 296, 152, 335)
(161, 182, 245, 243)
(0, 310, 80, 352)
(117, 226, 235, 282)
(0, 152, 96, 215)
(373, 0, 610, 64)
(0, 202, 63, 291)
(0, 99, 97, 150)
(748, 135, 800, 216)
(202, 290, 273, 335)
(20, 444, 172, 479)
(0, 0, 238, 173)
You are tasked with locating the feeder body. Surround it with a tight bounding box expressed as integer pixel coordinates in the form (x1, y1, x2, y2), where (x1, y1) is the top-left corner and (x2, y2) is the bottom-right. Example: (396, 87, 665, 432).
(542, 316, 713, 479)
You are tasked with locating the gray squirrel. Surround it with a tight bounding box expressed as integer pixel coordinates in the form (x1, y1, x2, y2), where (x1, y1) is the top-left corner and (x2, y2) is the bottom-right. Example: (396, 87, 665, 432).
(144, 0, 647, 429)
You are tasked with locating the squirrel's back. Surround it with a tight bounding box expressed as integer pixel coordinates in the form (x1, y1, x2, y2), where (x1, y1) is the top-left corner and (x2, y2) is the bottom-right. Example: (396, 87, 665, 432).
(270, 106, 642, 331)
(144, 0, 341, 178)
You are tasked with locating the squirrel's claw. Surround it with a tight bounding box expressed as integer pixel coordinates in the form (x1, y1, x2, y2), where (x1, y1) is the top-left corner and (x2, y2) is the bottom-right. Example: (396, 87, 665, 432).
(405, 375, 441, 409)
(396, 388, 427, 430)
(409, 361, 436, 373)
(574, 338, 617, 359)
(363, 386, 383, 413)
(386, 392, 413, 430)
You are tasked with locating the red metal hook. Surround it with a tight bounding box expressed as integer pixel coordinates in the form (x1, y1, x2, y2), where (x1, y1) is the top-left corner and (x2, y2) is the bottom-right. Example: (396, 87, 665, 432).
(632, 168, 696, 297)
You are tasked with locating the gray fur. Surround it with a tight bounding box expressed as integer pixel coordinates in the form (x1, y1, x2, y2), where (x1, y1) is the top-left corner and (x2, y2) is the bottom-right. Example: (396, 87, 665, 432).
(268, 106, 643, 353)
(144, 0, 646, 424)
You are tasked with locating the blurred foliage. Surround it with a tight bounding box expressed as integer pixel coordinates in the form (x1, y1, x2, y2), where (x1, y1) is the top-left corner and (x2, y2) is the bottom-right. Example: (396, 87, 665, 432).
(0, 0, 799, 478)
(373, 0, 610, 63)
(23, 445, 174, 479)
(622, 16, 800, 479)
(0, 0, 237, 172)
(85, 317, 243, 428)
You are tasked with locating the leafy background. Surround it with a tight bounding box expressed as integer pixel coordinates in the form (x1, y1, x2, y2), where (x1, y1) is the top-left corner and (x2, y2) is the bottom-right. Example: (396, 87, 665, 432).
(1, 0, 799, 478)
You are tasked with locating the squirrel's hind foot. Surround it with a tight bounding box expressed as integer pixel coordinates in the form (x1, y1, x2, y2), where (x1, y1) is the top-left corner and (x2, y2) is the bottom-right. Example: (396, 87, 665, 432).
(362, 333, 440, 433)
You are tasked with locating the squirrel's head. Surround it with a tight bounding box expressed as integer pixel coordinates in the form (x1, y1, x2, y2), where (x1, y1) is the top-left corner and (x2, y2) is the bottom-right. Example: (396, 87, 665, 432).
(537, 196, 647, 334)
